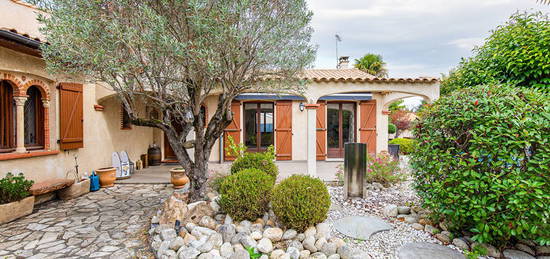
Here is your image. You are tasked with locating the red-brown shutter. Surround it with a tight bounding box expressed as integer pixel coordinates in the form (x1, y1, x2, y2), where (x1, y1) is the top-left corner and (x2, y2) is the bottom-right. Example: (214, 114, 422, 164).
(59, 83, 84, 150)
(359, 100, 377, 154)
(223, 101, 241, 161)
(275, 101, 292, 160)
(316, 101, 327, 160)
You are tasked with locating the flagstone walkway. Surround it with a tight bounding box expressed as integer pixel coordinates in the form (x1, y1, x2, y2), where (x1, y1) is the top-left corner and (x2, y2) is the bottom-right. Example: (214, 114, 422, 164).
(0, 184, 171, 259)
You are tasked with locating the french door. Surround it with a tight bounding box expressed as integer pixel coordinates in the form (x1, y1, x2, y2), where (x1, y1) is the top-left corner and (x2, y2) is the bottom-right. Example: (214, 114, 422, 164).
(327, 102, 356, 158)
(244, 103, 274, 152)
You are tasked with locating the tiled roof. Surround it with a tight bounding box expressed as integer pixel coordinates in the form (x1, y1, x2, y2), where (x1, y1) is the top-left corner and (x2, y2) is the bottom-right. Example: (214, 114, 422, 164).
(301, 68, 438, 83)
(0, 28, 43, 42)
(10, 0, 39, 9)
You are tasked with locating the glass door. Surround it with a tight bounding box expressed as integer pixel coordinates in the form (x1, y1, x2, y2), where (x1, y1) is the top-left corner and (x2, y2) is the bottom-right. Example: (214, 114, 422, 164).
(327, 102, 355, 158)
(244, 103, 274, 152)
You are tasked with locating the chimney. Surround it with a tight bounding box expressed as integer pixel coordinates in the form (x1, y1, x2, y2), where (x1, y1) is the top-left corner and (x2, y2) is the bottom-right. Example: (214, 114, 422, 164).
(337, 56, 349, 69)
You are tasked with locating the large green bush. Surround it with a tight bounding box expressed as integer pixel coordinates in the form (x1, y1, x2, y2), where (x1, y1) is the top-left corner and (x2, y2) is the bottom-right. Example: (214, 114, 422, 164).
(389, 138, 416, 154)
(218, 168, 275, 221)
(271, 175, 331, 231)
(230, 150, 278, 179)
(388, 123, 397, 134)
(441, 12, 550, 96)
(0, 173, 34, 204)
(411, 85, 550, 246)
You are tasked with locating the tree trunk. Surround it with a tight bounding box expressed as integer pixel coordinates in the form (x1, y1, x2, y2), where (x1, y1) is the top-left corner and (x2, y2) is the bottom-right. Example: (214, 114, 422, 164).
(187, 159, 209, 201)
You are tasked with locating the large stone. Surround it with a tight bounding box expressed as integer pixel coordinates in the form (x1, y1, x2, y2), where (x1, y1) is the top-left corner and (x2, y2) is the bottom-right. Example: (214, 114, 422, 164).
(170, 237, 185, 251)
(424, 225, 438, 235)
(250, 231, 263, 240)
(239, 235, 257, 248)
(397, 206, 411, 215)
(30, 179, 74, 196)
(315, 238, 327, 250)
(192, 226, 217, 240)
(282, 229, 297, 240)
(303, 236, 317, 253)
(160, 195, 189, 225)
(321, 242, 338, 256)
(334, 216, 392, 240)
(237, 221, 252, 233)
(186, 201, 216, 225)
(304, 227, 316, 238)
(327, 255, 341, 259)
(199, 216, 218, 230)
(177, 246, 201, 259)
(451, 238, 469, 251)
(286, 247, 300, 259)
(383, 204, 398, 217)
(316, 223, 331, 240)
(161, 229, 178, 241)
(57, 179, 90, 200)
(516, 243, 536, 256)
(435, 233, 450, 244)
(337, 245, 355, 259)
(229, 249, 250, 259)
(536, 246, 550, 256)
(411, 223, 424, 230)
(310, 252, 327, 259)
(219, 224, 236, 243)
(299, 250, 310, 258)
(397, 242, 465, 259)
(220, 242, 234, 258)
(503, 249, 535, 259)
(257, 238, 273, 253)
(263, 228, 283, 242)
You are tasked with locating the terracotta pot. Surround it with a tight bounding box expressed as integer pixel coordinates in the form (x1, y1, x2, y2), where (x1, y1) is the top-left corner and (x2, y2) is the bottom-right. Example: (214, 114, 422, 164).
(0, 196, 35, 224)
(170, 168, 189, 189)
(96, 167, 116, 188)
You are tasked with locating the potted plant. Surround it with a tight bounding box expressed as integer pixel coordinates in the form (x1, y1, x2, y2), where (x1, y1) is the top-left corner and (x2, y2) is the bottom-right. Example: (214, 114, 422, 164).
(170, 168, 189, 189)
(95, 167, 116, 188)
(0, 173, 35, 224)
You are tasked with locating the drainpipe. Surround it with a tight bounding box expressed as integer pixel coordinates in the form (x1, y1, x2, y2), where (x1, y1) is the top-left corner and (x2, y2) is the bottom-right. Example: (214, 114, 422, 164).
(219, 135, 224, 163)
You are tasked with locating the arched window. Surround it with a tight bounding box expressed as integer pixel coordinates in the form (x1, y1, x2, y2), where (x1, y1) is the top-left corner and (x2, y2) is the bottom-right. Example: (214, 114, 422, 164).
(0, 80, 16, 152)
(24, 86, 44, 149)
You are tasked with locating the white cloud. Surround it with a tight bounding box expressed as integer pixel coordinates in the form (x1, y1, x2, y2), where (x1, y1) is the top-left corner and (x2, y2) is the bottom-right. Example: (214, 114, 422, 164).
(448, 37, 485, 51)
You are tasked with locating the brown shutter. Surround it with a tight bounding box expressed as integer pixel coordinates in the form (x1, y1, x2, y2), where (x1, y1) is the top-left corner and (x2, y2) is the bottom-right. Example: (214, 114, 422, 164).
(59, 83, 84, 150)
(359, 100, 377, 154)
(316, 101, 327, 160)
(223, 101, 241, 161)
(275, 101, 292, 160)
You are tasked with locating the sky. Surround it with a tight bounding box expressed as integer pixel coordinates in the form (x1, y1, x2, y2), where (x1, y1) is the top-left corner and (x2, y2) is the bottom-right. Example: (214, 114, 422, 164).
(307, 0, 549, 79)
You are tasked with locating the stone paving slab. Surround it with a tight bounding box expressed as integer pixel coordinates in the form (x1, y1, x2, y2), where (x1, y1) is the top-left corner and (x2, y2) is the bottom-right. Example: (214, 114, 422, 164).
(0, 184, 172, 258)
(333, 215, 392, 240)
(397, 242, 466, 259)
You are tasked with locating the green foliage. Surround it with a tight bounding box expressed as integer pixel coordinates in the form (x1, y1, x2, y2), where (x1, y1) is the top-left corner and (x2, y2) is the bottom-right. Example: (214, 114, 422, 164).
(218, 169, 275, 221)
(0, 173, 34, 204)
(441, 12, 550, 95)
(366, 153, 405, 186)
(225, 135, 247, 159)
(230, 149, 278, 179)
(389, 100, 406, 112)
(271, 175, 331, 231)
(411, 85, 550, 246)
(246, 246, 262, 259)
(389, 138, 416, 154)
(388, 123, 397, 134)
(354, 53, 388, 77)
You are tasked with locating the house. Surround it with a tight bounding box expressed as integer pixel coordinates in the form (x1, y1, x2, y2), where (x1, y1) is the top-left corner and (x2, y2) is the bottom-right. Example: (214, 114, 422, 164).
(0, 0, 439, 182)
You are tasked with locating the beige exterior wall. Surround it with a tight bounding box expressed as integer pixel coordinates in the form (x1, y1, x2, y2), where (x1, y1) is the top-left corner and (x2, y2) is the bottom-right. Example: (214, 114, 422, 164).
(0, 0, 45, 39)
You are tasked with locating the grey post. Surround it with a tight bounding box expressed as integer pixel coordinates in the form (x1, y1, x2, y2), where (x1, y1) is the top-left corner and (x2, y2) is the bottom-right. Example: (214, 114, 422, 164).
(344, 143, 367, 199)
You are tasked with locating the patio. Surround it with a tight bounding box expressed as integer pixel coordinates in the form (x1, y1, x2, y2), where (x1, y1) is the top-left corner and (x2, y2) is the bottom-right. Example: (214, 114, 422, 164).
(116, 161, 342, 184)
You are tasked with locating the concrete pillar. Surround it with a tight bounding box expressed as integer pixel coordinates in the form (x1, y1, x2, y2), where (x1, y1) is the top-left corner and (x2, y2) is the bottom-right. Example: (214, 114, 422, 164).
(305, 104, 319, 177)
(14, 96, 27, 153)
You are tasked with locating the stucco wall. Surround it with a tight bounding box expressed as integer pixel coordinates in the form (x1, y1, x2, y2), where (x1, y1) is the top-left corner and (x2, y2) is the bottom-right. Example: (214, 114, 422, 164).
(0, 0, 45, 39)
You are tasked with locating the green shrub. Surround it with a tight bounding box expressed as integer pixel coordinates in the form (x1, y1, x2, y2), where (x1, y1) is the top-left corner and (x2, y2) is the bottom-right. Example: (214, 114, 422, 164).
(411, 85, 550, 246)
(388, 123, 397, 134)
(230, 149, 278, 179)
(218, 168, 275, 221)
(367, 153, 404, 186)
(0, 173, 34, 204)
(271, 175, 330, 231)
(389, 138, 416, 154)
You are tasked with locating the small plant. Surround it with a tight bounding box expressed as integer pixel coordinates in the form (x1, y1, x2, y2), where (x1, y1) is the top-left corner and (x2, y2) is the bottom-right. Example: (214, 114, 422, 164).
(230, 149, 278, 179)
(208, 171, 228, 193)
(388, 123, 397, 134)
(366, 153, 405, 187)
(246, 246, 262, 259)
(0, 173, 34, 204)
(465, 244, 488, 259)
(388, 138, 416, 154)
(225, 136, 247, 159)
(218, 168, 275, 221)
(271, 175, 331, 231)
(335, 164, 344, 186)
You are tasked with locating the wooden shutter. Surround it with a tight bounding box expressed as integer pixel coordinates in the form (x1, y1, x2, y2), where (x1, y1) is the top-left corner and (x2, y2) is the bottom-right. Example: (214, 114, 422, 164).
(0, 81, 15, 150)
(223, 101, 241, 161)
(316, 101, 327, 160)
(59, 83, 84, 150)
(275, 101, 292, 160)
(359, 100, 377, 154)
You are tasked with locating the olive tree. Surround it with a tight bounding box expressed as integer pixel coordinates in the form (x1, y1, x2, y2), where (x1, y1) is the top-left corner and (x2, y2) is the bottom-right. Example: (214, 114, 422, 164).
(38, 0, 316, 200)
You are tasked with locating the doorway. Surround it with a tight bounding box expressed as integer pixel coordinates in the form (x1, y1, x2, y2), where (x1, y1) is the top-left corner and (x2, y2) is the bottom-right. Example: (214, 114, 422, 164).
(327, 102, 356, 158)
(244, 102, 274, 152)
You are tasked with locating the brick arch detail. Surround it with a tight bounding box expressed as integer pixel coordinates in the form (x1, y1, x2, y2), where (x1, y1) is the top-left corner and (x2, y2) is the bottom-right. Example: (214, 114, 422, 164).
(2, 73, 24, 96)
(22, 79, 50, 101)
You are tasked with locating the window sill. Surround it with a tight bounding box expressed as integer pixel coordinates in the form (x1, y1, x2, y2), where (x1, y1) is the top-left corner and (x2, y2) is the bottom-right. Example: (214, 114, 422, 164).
(0, 150, 60, 161)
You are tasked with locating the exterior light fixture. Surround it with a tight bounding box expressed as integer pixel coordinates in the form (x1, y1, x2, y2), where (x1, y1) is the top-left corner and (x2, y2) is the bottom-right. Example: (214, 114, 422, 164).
(299, 102, 305, 112)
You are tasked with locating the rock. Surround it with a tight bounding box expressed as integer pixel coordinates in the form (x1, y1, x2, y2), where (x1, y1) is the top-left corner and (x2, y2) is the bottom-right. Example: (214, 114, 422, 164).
(231, 232, 249, 245)
(237, 221, 252, 233)
(316, 223, 331, 240)
(424, 225, 439, 235)
(183, 233, 197, 245)
(229, 248, 250, 259)
(225, 215, 233, 225)
(165, 250, 177, 258)
(333, 216, 392, 240)
(283, 229, 298, 240)
(418, 218, 432, 226)
(240, 235, 257, 248)
(152, 216, 160, 224)
(286, 240, 304, 251)
(310, 252, 327, 259)
(337, 245, 355, 259)
(170, 237, 185, 251)
(327, 255, 340, 259)
(177, 246, 201, 259)
(350, 252, 371, 259)
(250, 231, 263, 240)
(158, 240, 171, 258)
(536, 246, 550, 256)
(209, 233, 224, 249)
(383, 204, 398, 217)
(287, 247, 300, 259)
(296, 234, 306, 242)
(220, 242, 234, 258)
(397, 242, 465, 259)
(439, 222, 448, 232)
(397, 206, 411, 215)
(411, 223, 424, 230)
(161, 229, 178, 241)
(452, 238, 469, 251)
(271, 249, 286, 258)
(29, 178, 74, 196)
(404, 216, 419, 224)
(503, 249, 536, 259)
(210, 200, 221, 213)
(160, 195, 189, 225)
(315, 237, 327, 250)
(199, 216, 218, 230)
(472, 243, 500, 258)
(330, 238, 346, 249)
(250, 223, 263, 233)
(299, 250, 310, 258)
(516, 243, 536, 256)
(304, 227, 316, 238)
(254, 218, 265, 226)
(257, 238, 273, 253)
(192, 226, 217, 240)
(198, 239, 215, 253)
(219, 224, 236, 243)
(263, 228, 283, 242)
(435, 233, 450, 244)
(303, 236, 317, 253)
(321, 242, 338, 255)
(187, 201, 216, 225)
(186, 223, 198, 232)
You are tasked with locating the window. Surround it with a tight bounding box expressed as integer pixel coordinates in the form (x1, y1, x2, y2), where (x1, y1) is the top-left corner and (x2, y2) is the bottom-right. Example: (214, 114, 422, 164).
(24, 86, 44, 149)
(121, 105, 132, 130)
(244, 102, 274, 152)
(0, 80, 16, 152)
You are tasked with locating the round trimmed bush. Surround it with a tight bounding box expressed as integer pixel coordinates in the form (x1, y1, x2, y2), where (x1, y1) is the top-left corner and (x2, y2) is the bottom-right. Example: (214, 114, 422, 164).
(230, 152, 278, 178)
(389, 138, 416, 154)
(271, 175, 331, 231)
(218, 168, 275, 221)
(388, 123, 397, 134)
(411, 85, 550, 246)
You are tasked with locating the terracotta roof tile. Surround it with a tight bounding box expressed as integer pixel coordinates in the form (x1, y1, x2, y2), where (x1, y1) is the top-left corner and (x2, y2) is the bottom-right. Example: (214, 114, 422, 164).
(300, 68, 438, 84)
(0, 28, 44, 42)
